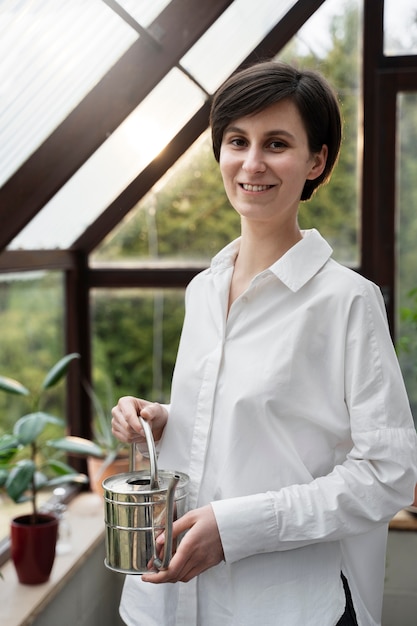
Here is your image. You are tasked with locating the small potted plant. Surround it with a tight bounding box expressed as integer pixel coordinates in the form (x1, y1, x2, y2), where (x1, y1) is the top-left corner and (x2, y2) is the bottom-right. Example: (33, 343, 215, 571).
(0, 353, 89, 584)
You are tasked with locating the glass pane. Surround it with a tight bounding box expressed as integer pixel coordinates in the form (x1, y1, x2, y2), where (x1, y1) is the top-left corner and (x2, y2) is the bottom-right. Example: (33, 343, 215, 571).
(384, 0, 417, 56)
(117, 0, 172, 27)
(0, 270, 66, 541)
(92, 130, 241, 264)
(396, 92, 417, 422)
(8, 69, 206, 251)
(281, 0, 361, 265)
(0, 271, 66, 430)
(91, 288, 184, 403)
(180, 0, 298, 94)
(0, 0, 138, 188)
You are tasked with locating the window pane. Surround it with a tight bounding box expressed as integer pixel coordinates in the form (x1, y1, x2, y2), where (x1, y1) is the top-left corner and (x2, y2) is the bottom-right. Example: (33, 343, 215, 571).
(180, 0, 298, 94)
(8, 68, 206, 251)
(396, 92, 417, 422)
(92, 131, 240, 264)
(281, 0, 361, 265)
(91, 288, 184, 403)
(384, 0, 417, 56)
(117, 0, 172, 27)
(0, 0, 138, 188)
(0, 271, 66, 541)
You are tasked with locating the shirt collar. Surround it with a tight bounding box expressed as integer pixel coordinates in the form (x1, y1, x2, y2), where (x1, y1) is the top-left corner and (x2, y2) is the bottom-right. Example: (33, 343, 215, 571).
(210, 229, 333, 292)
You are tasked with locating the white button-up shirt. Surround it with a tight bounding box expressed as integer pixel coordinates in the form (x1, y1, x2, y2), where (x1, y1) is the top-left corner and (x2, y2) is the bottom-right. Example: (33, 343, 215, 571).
(120, 229, 417, 626)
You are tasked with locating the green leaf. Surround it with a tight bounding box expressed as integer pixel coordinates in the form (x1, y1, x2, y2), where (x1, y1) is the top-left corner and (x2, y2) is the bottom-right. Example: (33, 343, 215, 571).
(46, 473, 89, 487)
(45, 458, 79, 476)
(0, 434, 19, 461)
(0, 376, 30, 396)
(6, 460, 35, 502)
(0, 469, 8, 487)
(42, 353, 80, 390)
(83, 380, 114, 449)
(34, 471, 49, 490)
(48, 436, 104, 458)
(13, 412, 64, 445)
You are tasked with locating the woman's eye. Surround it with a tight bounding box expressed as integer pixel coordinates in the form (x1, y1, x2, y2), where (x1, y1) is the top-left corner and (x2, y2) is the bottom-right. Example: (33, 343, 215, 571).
(269, 140, 286, 150)
(230, 137, 246, 147)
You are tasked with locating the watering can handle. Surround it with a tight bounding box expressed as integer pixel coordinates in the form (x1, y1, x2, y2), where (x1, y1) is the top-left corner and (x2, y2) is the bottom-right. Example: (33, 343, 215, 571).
(152, 473, 180, 571)
(130, 415, 159, 490)
(130, 415, 179, 571)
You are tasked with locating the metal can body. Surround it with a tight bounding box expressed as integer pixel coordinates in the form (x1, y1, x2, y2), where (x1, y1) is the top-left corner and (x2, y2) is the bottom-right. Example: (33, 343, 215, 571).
(103, 469, 189, 574)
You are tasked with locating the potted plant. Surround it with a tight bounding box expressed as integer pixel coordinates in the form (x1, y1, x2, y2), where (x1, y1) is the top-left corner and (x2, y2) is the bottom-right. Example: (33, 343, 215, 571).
(0, 353, 89, 584)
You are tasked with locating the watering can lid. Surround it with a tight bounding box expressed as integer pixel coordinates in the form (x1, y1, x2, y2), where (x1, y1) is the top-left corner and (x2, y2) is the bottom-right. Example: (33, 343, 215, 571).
(102, 468, 189, 495)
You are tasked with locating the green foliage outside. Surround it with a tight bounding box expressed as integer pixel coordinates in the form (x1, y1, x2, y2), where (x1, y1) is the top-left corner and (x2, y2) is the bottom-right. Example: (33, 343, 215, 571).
(0, 273, 65, 434)
(396, 93, 417, 416)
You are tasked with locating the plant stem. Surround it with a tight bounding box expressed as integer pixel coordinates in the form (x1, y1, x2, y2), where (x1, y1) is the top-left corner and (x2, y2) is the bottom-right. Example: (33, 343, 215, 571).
(31, 441, 38, 522)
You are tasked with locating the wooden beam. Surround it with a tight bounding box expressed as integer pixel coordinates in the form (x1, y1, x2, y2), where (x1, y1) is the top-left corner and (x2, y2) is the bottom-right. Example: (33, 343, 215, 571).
(0, 249, 76, 272)
(88, 266, 206, 289)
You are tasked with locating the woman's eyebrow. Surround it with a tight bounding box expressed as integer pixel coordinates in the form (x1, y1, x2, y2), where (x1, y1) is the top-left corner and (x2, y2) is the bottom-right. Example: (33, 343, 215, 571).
(223, 125, 295, 140)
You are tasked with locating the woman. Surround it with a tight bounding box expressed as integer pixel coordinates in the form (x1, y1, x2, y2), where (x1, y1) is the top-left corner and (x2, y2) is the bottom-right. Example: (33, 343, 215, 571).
(112, 61, 417, 626)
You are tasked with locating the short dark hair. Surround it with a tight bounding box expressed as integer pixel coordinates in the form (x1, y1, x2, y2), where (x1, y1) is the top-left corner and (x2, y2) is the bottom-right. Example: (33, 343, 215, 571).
(210, 61, 342, 200)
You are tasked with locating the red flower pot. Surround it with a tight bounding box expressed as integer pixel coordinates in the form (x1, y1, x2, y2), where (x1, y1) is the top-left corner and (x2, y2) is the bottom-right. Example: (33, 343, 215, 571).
(10, 513, 59, 584)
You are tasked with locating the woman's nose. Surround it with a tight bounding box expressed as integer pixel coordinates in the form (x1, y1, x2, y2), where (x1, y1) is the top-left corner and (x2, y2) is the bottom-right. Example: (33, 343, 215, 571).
(241, 146, 266, 173)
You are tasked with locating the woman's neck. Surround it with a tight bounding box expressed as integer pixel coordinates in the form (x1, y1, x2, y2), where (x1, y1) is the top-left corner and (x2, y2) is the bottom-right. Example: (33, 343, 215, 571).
(237, 220, 302, 276)
(227, 221, 302, 313)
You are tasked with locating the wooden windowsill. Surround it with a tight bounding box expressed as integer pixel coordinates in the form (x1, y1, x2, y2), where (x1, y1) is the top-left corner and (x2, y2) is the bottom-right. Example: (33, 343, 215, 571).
(0, 492, 105, 626)
(389, 507, 417, 532)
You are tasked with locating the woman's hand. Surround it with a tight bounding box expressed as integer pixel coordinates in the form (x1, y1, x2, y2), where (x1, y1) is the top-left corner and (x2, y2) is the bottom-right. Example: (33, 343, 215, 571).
(142, 505, 224, 584)
(111, 396, 168, 444)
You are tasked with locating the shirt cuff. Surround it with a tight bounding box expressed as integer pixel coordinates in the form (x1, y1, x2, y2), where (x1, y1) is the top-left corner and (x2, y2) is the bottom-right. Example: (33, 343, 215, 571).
(211, 493, 278, 564)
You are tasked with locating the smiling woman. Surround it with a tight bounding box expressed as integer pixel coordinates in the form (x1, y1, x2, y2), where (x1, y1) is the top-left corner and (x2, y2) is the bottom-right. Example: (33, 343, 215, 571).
(110, 60, 417, 626)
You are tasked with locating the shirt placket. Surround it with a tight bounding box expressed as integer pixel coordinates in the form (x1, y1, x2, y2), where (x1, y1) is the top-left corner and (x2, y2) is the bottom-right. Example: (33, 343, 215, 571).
(186, 269, 230, 509)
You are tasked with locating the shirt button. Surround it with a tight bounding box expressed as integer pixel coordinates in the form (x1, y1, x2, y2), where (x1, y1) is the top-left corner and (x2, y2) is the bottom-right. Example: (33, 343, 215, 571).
(241, 296, 248, 303)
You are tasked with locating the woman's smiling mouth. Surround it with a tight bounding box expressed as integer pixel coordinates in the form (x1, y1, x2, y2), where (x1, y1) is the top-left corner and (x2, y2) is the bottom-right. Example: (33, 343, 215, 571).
(240, 183, 275, 192)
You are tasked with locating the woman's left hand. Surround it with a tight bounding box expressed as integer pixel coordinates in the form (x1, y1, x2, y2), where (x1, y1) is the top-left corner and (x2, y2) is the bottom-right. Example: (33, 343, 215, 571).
(142, 504, 224, 584)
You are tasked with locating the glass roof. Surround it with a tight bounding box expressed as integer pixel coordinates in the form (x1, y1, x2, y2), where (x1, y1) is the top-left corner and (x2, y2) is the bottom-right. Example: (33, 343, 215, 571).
(180, 0, 298, 94)
(2, 0, 364, 251)
(9, 68, 206, 250)
(6, 0, 300, 251)
(0, 0, 141, 189)
(116, 0, 172, 27)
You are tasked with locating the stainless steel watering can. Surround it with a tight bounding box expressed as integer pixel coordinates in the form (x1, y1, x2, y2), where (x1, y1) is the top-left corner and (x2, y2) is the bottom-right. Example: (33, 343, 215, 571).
(103, 416, 189, 574)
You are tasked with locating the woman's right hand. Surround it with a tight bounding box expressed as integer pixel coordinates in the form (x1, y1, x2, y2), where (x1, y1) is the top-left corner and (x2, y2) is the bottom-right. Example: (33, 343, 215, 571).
(111, 396, 168, 445)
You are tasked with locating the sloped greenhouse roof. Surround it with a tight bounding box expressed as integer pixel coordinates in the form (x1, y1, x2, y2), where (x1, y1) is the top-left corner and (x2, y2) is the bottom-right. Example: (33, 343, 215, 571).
(0, 0, 328, 260)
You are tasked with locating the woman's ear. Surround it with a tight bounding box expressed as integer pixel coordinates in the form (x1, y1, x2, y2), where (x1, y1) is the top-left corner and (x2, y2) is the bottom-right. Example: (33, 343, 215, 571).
(307, 144, 328, 181)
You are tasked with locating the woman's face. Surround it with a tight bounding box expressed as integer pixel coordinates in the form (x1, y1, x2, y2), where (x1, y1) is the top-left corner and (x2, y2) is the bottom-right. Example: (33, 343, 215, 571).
(219, 99, 327, 229)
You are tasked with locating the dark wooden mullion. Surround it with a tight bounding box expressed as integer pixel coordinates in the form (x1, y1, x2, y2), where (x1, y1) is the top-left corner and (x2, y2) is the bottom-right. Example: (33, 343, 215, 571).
(88, 266, 206, 289)
(0, 249, 75, 272)
(361, 0, 384, 283)
(65, 251, 92, 461)
(0, 0, 234, 251)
